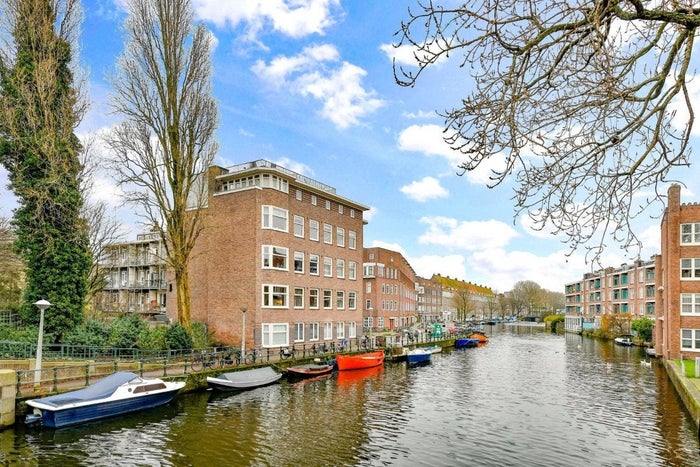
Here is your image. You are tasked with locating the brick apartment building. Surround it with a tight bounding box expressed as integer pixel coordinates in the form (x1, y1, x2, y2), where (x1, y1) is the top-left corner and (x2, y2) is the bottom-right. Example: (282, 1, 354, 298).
(97, 232, 167, 315)
(170, 159, 369, 349)
(655, 185, 700, 359)
(363, 247, 418, 331)
(415, 276, 443, 324)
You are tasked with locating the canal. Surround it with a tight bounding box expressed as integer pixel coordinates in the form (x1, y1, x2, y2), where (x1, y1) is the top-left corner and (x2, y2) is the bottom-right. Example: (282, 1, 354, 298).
(1, 325, 699, 466)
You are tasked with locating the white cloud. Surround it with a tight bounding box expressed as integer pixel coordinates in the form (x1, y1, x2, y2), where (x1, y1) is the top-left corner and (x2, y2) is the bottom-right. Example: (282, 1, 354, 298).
(271, 157, 313, 176)
(193, 0, 341, 40)
(370, 240, 406, 256)
(397, 124, 507, 184)
(363, 206, 378, 223)
(252, 44, 383, 128)
(400, 177, 448, 202)
(408, 254, 467, 281)
(418, 216, 518, 251)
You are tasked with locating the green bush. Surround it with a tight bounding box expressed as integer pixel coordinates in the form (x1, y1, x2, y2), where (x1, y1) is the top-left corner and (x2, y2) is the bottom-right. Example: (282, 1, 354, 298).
(109, 314, 148, 349)
(189, 322, 212, 349)
(543, 314, 565, 333)
(165, 323, 193, 350)
(631, 317, 654, 343)
(63, 319, 110, 347)
(137, 325, 169, 351)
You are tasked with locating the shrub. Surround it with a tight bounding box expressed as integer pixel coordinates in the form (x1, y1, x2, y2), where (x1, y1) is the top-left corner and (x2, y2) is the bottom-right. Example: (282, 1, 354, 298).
(165, 323, 193, 350)
(137, 325, 169, 351)
(63, 319, 110, 347)
(109, 314, 148, 349)
(631, 317, 654, 343)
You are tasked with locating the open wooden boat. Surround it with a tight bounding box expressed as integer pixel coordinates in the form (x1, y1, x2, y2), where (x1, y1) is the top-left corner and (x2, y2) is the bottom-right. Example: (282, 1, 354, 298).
(335, 350, 385, 371)
(207, 367, 282, 391)
(286, 362, 334, 379)
(25, 371, 185, 428)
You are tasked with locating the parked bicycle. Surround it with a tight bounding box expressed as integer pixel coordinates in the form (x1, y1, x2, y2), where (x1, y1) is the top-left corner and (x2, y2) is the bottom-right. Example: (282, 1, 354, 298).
(280, 345, 295, 360)
(246, 348, 262, 364)
(190, 350, 219, 371)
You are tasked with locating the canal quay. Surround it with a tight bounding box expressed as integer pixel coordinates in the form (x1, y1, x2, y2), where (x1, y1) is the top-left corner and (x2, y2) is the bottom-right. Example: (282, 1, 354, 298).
(2, 324, 699, 466)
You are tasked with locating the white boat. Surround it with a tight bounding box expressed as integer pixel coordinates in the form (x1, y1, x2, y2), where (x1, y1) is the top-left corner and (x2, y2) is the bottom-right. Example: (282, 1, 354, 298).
(25, 371, 185, 428)
(207, 367, 282, 391)
(423, 345, 442, 354)
(406, 348, 431, 365)
(614, 336, 634, 346)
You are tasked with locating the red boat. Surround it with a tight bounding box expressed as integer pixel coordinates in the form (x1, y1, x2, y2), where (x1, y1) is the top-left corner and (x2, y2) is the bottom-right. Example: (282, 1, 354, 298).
(335, 350, 385, 371)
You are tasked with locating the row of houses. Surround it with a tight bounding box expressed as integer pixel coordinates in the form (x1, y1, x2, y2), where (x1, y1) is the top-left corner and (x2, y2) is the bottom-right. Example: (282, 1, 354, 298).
(564, 185, 700, 360)
(95, 159, 495, 348)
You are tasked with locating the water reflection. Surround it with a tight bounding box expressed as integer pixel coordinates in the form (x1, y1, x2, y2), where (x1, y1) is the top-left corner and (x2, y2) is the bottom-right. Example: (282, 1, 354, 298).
(2, 327, 699, 466)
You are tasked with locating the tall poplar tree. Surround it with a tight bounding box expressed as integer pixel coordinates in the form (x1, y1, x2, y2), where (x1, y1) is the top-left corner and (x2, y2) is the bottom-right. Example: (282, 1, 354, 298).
(106, 0, 218, 330)
(0, 0, 90, 340)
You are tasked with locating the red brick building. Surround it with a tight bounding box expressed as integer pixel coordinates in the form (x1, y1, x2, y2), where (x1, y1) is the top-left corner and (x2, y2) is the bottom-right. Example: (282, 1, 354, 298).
(169, 160, 368, 349)
(656, 185, 700, 359)
(362, 247, 417, 331)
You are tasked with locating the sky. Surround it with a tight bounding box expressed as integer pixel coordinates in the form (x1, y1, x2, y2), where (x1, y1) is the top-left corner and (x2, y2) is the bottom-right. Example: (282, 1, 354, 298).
(1, 0, 696, 293)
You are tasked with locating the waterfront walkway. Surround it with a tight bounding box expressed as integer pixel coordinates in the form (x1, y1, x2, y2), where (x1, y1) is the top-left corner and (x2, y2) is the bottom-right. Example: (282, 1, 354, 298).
(664, 359, 700, 437)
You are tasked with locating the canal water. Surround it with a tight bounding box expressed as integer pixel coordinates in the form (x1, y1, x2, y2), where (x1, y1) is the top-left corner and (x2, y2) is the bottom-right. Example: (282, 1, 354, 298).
(1, 325, 699, 466)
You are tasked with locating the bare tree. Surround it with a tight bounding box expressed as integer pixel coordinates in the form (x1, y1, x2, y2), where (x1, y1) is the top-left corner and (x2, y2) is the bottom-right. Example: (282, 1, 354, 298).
(105, 0, 218, 330)
(394, 1, 699, 264)
(510, 280, 546, 317)
(451, 285, 476, 322)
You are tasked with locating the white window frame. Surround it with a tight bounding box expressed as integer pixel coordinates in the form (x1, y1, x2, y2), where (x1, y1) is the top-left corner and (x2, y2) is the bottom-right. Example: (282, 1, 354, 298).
(348, 261, 356, 280)
(294, 322, 304, 342)
(323, 289, 332, 309)
(293, 215, 304, 238)
(294, 251, 304, 273)
(681, 293, 700, 315)
(309, 219, 319, 241)
(294, 287, 304, 308)
(262, 205, 288, 232)
(262, 245, 288, 270)
(309, 289, 319, 309)
(309, 254, 319, 275)
(324, 322, 333, 340)
(262, 323, 288, 347)
(682, 223, 700, 245)
(348, 321, 357, 338)
(336, 227, 345, 247)
(336, 290, 345, 309)
(336, 322, 345, 339)
(681, 258, 700, 280)
(262, 284, 288, 308)
(323, 257, 333, 277)
(309, 322, 319, 341)
(323, 223, 333, 244)
(336, 259, 345, 278)
(348, 291, 356, 310)
(348, 230, 357, 250)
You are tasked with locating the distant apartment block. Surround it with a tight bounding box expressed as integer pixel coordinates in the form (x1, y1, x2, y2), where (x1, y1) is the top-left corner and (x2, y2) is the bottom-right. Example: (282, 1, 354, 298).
(563, 259, 656, 332)
(431, 274, 496, 322)
(97, 232, 167, 315)
(363, 247, 418, 331)
(176, 160, 368, 349)
(415, 276, 443, 324)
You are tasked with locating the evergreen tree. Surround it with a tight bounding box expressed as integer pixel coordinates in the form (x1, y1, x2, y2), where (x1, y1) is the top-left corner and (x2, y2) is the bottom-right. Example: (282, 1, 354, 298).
(0, 0, 90, 341)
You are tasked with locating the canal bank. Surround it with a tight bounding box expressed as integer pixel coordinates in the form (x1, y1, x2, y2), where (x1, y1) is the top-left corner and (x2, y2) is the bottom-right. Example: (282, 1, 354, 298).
(663, 359, 700, 437)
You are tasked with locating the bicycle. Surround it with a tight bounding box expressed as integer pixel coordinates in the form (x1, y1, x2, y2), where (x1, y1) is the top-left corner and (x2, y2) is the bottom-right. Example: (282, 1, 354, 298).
(191, 350, 219, 371)
(220, 349, 235, 367)
(280, 345, 295, 360)
(246, 348, 262, 364)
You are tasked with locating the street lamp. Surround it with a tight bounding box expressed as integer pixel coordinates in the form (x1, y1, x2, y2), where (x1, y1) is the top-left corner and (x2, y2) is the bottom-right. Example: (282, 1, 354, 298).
(33, 299, 51, 389)
(240, 306, 248, 356)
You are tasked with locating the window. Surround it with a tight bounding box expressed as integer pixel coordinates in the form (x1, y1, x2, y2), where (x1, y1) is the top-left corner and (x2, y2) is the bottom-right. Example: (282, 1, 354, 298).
(262, 323, 288, 347)
(364, 316, 373, 328)
(309, 254, 319, 275)
(309, 322, 319, 340)
(348, 321, 357, 338)
(324, 257, 333, 277)
(336, 227, 345, 247)
(323, 223, 332, 244)
(336, 290, 345, 309)
(336, 322, 345, 339)
(339, 205, 344, 214)
(294, 288, 304, 308)
(311, 195, 317, 206)
(366, 282, 371, 293)
(293, 215, 304, 238)
(309, 289, 319, 308)
(296, 189, 302, 200)
(323, 290, 332, 309)
(336, 259, 345, 278)
(309, 220, 319, 241)
(294, 251, 304, 273)
(682, 223, 700, 244)
(262, 245, 288, 270)
(378, 317, 384, 328)
(324, 322, 333, 340)
(262, 205, 288, 231)
(681, 329, 700, 350)
(366, 299, 372, 310)
(348, 231, 357, 250)
(350, 209, 355, 218)
(682, 294, 700, 315)
(348, 291, 356, 309)
(262, 284, 288, 308)
(294, 322, 304, 342)
(681, 258, 700, 279)
(325, 200, 331, 210)
(348, 261, 356, 280)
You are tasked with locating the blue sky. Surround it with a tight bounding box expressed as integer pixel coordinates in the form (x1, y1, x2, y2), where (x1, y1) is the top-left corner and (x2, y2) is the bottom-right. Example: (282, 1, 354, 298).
(3, 0, 695, 293)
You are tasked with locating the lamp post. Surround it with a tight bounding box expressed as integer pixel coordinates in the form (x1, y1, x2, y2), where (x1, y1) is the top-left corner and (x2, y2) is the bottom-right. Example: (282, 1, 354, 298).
(240, 306, 248, 356)
(33, 299, 51, 389)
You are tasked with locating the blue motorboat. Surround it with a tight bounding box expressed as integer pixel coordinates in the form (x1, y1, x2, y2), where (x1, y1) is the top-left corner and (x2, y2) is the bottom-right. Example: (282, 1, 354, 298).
(25, 371, 185, 428)
(406, 348, 432, 365)
(455, 338, 480, 349)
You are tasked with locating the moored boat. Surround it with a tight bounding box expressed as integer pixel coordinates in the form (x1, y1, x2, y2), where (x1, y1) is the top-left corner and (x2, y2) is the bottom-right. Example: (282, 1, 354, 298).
(455, 338, 479, 349)
(207, 367, 282, 391)
(423, 345, 442, 354)
(469, 331, 489, 343)
(335, 350, 385, 371)
(614, 335, 634, 346)
(406, 348, 431, 365)
(286, 362, 334, 379)
(25, 371, 185, 428)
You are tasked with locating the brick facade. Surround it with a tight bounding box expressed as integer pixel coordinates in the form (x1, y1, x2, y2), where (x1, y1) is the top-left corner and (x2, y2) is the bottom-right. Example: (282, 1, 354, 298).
(168, 160, 368, 348)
